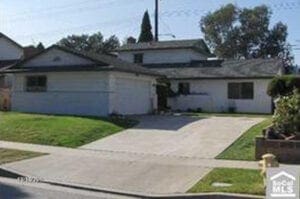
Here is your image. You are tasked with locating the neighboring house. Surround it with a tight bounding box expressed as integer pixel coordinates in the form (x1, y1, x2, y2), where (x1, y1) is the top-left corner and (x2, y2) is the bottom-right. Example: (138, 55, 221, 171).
(3, 45, 161, 116)
(0, 33, 24, 110)
(116, 39, 284, 113)
(0, 33, 24, 88)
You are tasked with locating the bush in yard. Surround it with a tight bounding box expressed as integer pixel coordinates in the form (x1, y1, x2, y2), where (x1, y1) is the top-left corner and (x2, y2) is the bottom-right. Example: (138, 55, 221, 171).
(273, 89, 300, 133)
(267, 75, 300, 98)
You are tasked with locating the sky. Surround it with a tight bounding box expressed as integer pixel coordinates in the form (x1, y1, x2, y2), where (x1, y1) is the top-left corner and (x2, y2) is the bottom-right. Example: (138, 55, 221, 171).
(1, 0, 299, 65)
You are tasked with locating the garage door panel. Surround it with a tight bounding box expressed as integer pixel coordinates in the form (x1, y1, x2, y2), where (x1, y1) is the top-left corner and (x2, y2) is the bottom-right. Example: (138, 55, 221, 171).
(116, 78, 151, 115)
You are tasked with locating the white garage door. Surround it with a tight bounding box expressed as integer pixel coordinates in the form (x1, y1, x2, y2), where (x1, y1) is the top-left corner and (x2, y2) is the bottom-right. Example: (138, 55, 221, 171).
(116, 78, 152, 115)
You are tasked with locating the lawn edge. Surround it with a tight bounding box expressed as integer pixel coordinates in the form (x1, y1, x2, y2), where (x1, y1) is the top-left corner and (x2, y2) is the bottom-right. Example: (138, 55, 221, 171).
(215, 118, 272, 161)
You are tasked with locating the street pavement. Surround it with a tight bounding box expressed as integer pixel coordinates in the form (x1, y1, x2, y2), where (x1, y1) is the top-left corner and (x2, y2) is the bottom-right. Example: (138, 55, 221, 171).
(0, 177, 136, 199)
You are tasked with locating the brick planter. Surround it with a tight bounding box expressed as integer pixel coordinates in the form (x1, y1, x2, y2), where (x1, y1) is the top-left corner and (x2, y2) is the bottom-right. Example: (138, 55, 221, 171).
(255, 136, 300, 163)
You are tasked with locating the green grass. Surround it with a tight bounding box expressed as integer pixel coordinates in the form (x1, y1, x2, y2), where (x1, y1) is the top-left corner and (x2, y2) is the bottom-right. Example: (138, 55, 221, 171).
(216, 118, 272, 161)
(0, 148, 44, 165)
(188, 168, 264, 195)
(0, 112, 136, 148)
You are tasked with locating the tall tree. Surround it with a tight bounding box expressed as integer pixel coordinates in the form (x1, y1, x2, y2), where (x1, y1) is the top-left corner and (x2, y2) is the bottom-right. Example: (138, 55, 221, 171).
(238, 5, 271, 58)
(57, 32, 120, 54)
(138, 11, 154, 42)
(200, 4, 292, 63)
(36, 42, 45, 51)
(200, 4, 239, 58)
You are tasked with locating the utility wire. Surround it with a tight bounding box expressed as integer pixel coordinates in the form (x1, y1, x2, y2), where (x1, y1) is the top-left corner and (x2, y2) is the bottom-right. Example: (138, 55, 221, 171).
(3, 0, 299, 47)
(4, 0, 300, 22)
(12, 14, 141, 40)
(3, 1, 299, 25)
(4, 1, 128, 23)
(5, 0, 117, 19)
(3, 0, 144, 23)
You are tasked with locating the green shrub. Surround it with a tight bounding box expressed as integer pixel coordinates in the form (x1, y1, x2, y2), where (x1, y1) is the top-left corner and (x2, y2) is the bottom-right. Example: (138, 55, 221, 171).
(267, 76, 300, 98)
(273, 90, 300, 133)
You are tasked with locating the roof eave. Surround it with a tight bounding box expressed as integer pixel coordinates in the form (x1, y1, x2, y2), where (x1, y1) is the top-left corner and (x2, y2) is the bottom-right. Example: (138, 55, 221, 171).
(0, 67, 164, 77)
(109, 68, 164, 77)
(168, 76, 277, 80)
(115, 46, 195, 52)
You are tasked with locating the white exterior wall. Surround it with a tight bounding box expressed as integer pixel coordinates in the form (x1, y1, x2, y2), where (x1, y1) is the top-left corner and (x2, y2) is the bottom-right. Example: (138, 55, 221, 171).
(12, 71, 157, 116)
(168, 79, 273, 113)
(0, 37, 23, 60)
(12, 72, 111, 116)
(11, 47, 159, 116)
(118, 49, 207, 64)
(109, 72, 157, 115)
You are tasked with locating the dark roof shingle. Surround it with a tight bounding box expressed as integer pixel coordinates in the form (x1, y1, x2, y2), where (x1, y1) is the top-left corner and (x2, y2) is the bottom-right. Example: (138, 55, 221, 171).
(144, 59, 283, 79)
(117, 39, 213, 56)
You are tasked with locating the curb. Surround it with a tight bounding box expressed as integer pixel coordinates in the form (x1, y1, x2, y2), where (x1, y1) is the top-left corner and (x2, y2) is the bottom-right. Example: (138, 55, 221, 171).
(0, 166, 264, 199)
(0, 167, 24, 179)
(40, 179, 265, 199)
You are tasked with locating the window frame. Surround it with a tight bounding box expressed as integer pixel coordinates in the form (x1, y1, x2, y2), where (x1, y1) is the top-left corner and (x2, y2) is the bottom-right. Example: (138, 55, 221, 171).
(133, 53, 144, 64)
(25, 75, 47, 92)
(0, 76, 5, 88)
(228, 82, 254, 100)
(178, 82, 190, 95)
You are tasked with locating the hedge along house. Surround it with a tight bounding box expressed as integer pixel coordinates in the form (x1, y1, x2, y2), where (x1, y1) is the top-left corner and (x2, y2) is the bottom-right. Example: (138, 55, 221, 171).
(3, 45, 162, 116)
(116, 39, 284, 114)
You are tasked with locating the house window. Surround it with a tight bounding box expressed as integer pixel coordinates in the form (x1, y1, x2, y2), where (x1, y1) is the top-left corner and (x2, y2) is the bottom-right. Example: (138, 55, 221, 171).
(228, 82, 254, 99)
(134, 53, 144, 64)
(26, 76, 47, 92)
(0, 76, 5, 88)
(178, 82, 190, 95)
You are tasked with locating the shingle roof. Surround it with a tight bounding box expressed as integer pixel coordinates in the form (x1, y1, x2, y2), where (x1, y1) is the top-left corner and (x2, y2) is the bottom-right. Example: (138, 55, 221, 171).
(2, 45, 163, 77)
(116, 39, 214, 56)
(144, 59, 283, 79)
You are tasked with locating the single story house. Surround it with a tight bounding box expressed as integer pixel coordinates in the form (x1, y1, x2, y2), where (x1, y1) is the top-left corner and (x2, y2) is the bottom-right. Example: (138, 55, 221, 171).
(116, 39, 284, 113)
(2, 37, 284, 116)
(4, 45, 161, 116)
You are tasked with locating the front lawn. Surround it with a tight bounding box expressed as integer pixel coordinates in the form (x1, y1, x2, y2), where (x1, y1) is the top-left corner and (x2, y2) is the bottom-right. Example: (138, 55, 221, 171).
(188, 168, 264, 195)
(216, 118, 272, 161)
(0, 148, 44, 165)
(0, 112, 136, 148)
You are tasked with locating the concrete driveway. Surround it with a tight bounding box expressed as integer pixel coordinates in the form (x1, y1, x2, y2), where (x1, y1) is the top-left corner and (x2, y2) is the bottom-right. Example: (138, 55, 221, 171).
(82, 115, 263, 158)
(3, 115, 264, 194)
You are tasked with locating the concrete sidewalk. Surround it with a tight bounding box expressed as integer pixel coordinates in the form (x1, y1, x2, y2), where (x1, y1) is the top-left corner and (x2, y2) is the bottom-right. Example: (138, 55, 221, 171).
(3, 139, 299, 194)
(0, 140, 257, 167)
(1, 140, 259, 194)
